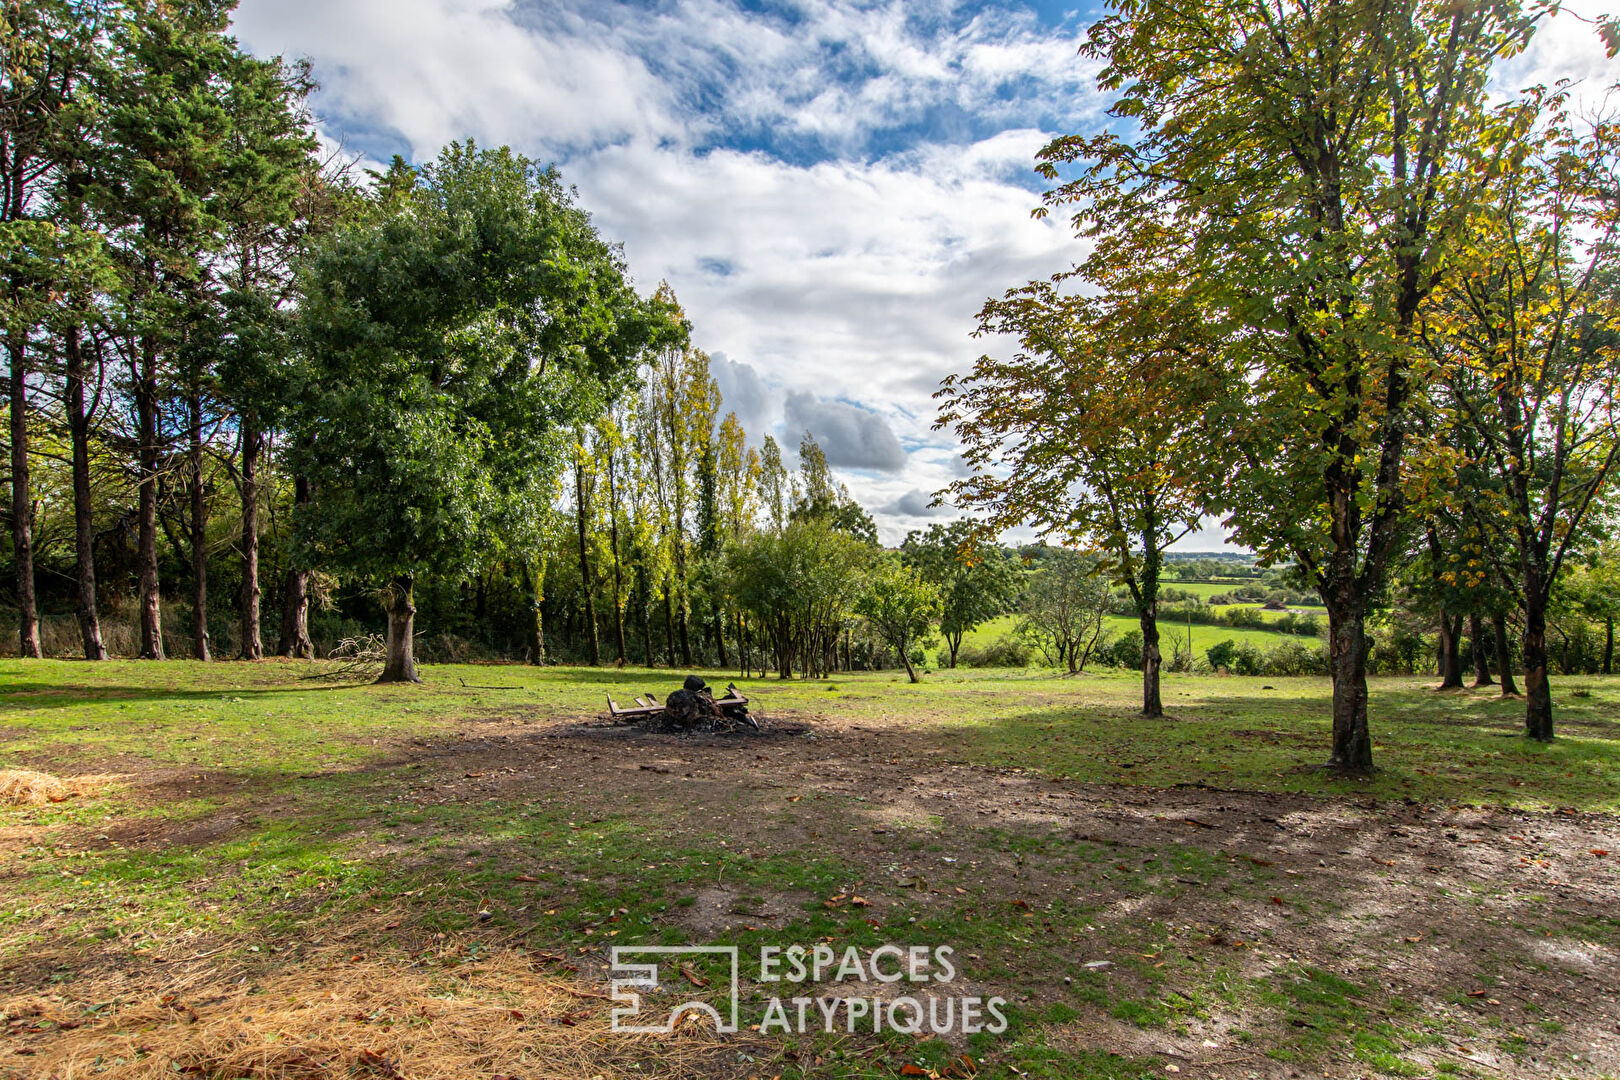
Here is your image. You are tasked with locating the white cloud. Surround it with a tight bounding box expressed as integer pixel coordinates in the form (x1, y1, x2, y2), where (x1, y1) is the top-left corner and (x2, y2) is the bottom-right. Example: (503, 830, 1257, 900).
(707, 353, 774, 443)
(233, 0, 677, 158)
(783, 391, 908, 472)
(231, 0, 1614, 547)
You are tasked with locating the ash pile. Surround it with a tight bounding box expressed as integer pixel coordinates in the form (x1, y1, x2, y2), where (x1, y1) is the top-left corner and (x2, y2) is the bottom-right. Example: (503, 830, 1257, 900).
(606, 676, 759, 733)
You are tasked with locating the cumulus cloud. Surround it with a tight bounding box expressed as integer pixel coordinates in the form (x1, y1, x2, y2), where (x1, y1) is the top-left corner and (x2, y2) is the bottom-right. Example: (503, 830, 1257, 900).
(233, 0, 677, 159)
(707, 353, 776, 443)
(888, 489, 947, 517)
(783, 391, 908, 472)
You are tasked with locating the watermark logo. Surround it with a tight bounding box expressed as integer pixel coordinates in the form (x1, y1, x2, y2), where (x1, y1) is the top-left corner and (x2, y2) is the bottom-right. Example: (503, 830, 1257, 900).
(610, 945, 741, 1034)
(608, 944, 1005, 1036)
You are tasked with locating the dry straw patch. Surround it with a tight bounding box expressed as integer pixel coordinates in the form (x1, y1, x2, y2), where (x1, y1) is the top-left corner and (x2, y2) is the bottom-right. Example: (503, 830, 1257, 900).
(2, 948, 752, 1079)
(0, 770, 120, 807)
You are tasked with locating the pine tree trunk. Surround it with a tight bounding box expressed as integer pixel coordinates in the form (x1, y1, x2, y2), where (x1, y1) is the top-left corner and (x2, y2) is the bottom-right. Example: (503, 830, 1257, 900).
(1522, 588, 1553, 741)
(188, 393, 210, 661)
(1140, 608, 1163, 717)
(1493, 612, 1518, 696)
(238, 415, 262, 659)
(9, 341, 41, 658)
(1325, 602, 1372, 773)
(276, 476, 313, 658)
(136, 339, 164, 660)
(377, 575, 420, 683)
(65, 326, 106, 659)
(1469, 612, 1493, 687)
(277, 567, 311, 657)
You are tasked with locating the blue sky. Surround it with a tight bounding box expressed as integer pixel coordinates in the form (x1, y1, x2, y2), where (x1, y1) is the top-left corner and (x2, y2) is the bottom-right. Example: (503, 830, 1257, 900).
(232, 0, 1617, 547)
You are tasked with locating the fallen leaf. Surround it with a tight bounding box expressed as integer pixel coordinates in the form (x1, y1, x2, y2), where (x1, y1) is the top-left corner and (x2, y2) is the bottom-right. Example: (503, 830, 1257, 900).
(850, 896, 871, 907)
(679, 964, 709, 988)
(1590, 849, 1609, 857)
(899, 1066, 932, 1077)
(1403, 935, 1423, 943)
(513, 874, 539, 883)
(788, 795, 802, 803)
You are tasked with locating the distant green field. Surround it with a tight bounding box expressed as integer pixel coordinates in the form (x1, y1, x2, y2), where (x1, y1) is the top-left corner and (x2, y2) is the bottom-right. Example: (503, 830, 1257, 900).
(1157, 578, 1252, 598)
(935, 610, 1314, 667)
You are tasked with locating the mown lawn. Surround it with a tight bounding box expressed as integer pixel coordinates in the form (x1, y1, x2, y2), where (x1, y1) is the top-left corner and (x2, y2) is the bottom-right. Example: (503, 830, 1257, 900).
(2, 660, 1617, 1079)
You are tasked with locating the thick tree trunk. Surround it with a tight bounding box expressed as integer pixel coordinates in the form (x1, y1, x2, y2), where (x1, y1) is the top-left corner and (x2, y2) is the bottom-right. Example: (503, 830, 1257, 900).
(8, 341, 41, 658)
(1493, 613, 1518, 696)
(188, 394, 210, 661)
(714, 607, 728, 668)
(521, 562, 545, 665)
(238, 416, 262, 659)
(136, 341, 164, 660)
(1522, 589, 1553, 741)
(1140, 608, 1163, 717)
(276, 474, 313, 658)
(377, 575, 421, 683)
(574, 462, 599, 665)
(65, 327, 106, 659)
(1604, 616, 1614, 677)
(277, 566, 311, 657)
(1437, 612, 1463, 688)
(678, 605, 692, 666)
(1469, 612, 1493, 687)
(1325, 604, 1373, 772)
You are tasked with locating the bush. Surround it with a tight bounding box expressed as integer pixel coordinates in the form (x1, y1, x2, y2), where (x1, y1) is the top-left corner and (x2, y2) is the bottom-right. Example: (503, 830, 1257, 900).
(1106, 629, 1144, 669)
(957, 635, 1031, 668)
(1273, 611, 1322, 637)
(1207, 638, 1264, 675)
(1225, 606, 1266, 629)
(1261, 640, 1329, 676)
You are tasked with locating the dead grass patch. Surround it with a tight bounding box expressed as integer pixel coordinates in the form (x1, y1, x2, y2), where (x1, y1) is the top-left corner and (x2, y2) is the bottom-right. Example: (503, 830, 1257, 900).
(2, 947, 755, 1080)
(0, 770, 120, 806)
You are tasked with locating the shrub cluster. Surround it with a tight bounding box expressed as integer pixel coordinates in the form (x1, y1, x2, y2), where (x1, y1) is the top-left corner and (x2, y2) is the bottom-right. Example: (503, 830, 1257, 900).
(956, 636, 1033, 668)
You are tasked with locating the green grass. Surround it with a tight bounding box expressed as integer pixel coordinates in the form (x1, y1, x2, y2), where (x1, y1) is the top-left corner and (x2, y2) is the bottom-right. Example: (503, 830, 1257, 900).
(4, 659, 1617, 810)
(2, 660, 1617, 1078)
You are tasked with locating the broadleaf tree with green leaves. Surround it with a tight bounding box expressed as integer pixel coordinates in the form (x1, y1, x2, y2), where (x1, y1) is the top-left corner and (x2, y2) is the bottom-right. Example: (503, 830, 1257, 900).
(293, 142, 684, 682)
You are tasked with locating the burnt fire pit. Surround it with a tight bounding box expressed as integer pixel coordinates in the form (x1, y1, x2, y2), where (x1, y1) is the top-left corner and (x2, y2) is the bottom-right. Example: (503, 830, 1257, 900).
(605, 676, 759, 733)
